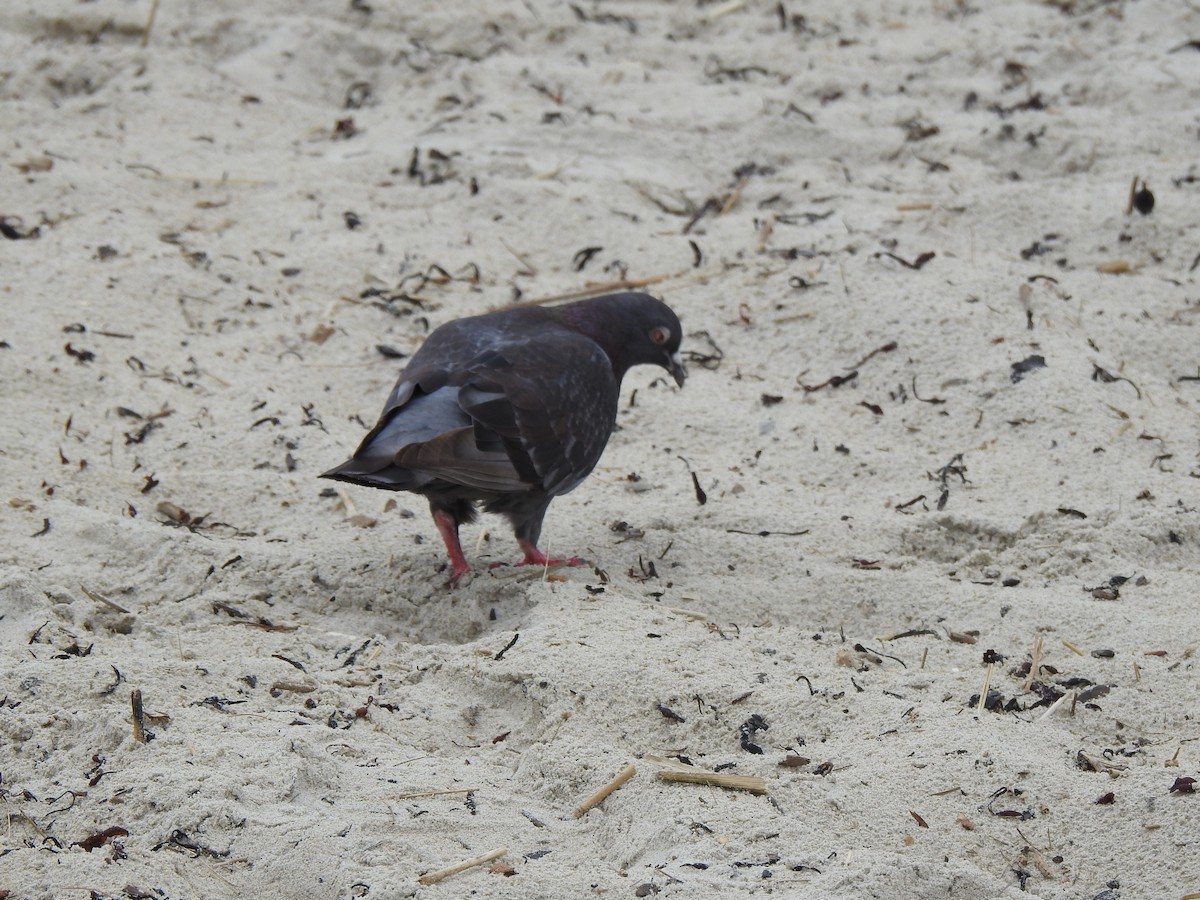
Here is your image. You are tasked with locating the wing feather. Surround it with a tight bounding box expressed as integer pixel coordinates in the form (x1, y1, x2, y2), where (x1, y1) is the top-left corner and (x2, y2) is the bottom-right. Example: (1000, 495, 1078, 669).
(459, 336, 618, 496)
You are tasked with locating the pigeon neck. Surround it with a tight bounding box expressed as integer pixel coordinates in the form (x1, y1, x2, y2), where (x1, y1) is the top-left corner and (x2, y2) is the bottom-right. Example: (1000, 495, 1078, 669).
(559, 304, 629, 381)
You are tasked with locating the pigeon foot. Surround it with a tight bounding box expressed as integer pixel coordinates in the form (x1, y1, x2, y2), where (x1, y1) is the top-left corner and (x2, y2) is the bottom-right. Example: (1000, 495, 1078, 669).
(488, 540, 586, 572)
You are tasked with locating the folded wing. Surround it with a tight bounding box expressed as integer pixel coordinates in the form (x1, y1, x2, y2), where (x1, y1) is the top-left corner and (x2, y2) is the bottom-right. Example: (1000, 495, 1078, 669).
(323, 331, 619, 498)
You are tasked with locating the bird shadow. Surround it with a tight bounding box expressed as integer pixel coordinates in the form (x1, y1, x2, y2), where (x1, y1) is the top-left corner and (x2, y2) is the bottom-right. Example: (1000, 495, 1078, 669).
(312, 559, 555, 645)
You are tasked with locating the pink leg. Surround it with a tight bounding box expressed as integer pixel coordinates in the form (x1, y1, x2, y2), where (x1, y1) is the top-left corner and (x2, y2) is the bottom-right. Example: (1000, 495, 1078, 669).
(433, 510, 471, 586)
(488, 539, 586, 571)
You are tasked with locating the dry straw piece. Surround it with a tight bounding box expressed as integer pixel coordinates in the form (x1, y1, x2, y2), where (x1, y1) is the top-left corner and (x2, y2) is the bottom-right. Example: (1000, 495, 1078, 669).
(650, 756, 768, 795)
(81, 584, 131, 614)
(976, 661, 995, 714)
(1022, 634, 1044, 692)
(391, 788, 478, 801)
(418, 847, 508, 886)
(130, 689, 147, 744)
(657, 769, 768, 795)
(573, 763, 638, 818)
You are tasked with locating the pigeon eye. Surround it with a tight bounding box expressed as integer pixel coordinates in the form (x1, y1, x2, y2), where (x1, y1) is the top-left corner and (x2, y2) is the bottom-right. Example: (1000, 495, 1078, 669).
(649, 326, 671, 345)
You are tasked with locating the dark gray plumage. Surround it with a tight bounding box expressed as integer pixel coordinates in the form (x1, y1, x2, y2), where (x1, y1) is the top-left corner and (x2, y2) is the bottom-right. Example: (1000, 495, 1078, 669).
(322, 292, 685, 584)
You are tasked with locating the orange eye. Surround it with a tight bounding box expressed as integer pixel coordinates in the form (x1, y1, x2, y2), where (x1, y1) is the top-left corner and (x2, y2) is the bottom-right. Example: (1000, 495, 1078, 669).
(649, 326, 671, 345)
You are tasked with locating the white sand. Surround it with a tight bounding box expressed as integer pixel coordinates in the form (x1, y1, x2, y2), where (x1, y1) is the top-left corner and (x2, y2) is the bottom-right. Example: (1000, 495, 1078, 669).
(2, 1, 1199, 897)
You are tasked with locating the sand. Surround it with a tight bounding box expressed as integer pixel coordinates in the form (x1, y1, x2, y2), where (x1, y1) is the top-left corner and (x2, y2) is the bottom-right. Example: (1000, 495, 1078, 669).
(2, 1, 1199, 897)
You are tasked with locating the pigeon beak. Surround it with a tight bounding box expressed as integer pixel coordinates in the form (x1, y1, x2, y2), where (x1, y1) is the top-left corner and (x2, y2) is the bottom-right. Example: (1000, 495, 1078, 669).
(667, 351, 687, 388)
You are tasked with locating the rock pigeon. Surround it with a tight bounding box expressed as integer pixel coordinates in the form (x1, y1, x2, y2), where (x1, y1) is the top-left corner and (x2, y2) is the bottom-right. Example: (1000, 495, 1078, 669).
(322, 292, 686, 584)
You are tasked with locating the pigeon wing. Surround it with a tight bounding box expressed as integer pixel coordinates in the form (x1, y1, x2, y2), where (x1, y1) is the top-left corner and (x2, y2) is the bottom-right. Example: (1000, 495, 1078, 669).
(324, 310, 619, 497)
(457, 336, 619, 497)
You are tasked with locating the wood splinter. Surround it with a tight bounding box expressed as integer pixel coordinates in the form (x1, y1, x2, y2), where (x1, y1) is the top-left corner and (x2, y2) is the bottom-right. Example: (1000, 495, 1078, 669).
(976, 661, 995, 714)
(1022, 634, 1044, 692)
(418, 847, 508, 885)
(649, 755, 768, 795)
(573, 763, 637, 818)
(657, 768, 768, 795)
(131, 689, 147, 744)
(391, 788, 479, 801)
(1039, 689, 1075, 721)
(81, 584, 131, 615)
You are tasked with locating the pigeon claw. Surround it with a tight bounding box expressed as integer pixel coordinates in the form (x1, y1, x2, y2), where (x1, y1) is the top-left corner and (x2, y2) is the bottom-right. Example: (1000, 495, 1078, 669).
(444, 565, 471, 588)
(487, 541, 587, 572)
(516, 540, 586, 570)
(486, 556, 586, 571)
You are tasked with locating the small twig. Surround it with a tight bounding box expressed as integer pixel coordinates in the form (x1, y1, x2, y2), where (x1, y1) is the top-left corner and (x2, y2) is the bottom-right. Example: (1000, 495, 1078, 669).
(81, 584, 130, 615)
(1022, 634, 1044, 692)
(668, 607, 710, 621)
(676, 456, 707, 505)
(702, 0, 747, 22)
(1018, 282, 1034, 330)
(499, 238, 538, 276)
(1039, 690, 1074, 721)
(911, 375, 945, 404)
(270, 680, 317, 694)
(417, 847, 508, 885)
(848, 341, 898, 371)
(798, 370, 857, 393)
(725, 528, 809, 537)
(796, 340, 892, 393)
(976, 663, 994, 714)
(1076, 748, 1125, 776)
(756, 212, 776, 252)
(719, 175, 749, 215)
(1061, 639, 1084, 656)
(11, 811, 52, 843)
(493, 633, 519, 661)
(140, 0, 160, 47)
(656, 769, 767, 795)
(880, 628, 938, 641)
(876, 250, 935, 270)
(574, 763, 637, 818)
(1091, 363, 1142, 399)
(391, 788, 479, 800)
(1125, 175, 1138, 215)
(1027, 846, 1057, 879)
(509, 276, 670, 308)
(336, 487, 358, 517)
(131, 689, 147, 743)
(651, 756, 767, 794)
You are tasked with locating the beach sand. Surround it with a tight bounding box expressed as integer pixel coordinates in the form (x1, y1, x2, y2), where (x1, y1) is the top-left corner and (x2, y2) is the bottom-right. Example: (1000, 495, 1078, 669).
(2, 1, 1199, 897)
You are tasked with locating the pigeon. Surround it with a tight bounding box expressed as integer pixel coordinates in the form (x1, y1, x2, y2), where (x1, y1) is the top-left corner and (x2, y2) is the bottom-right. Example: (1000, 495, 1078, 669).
(322, 292, 686, 584)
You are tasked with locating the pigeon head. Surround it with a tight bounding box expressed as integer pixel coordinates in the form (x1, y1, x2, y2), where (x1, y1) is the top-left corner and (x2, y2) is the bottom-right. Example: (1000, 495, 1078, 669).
(560, 292, 686, 387)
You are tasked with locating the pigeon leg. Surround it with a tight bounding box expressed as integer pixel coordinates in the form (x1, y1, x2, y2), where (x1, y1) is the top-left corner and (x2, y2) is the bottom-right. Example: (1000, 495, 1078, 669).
(432, 509, 471, 585)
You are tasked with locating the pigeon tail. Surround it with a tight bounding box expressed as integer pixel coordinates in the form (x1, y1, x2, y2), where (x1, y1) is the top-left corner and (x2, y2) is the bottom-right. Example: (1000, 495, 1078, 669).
(320, 462, 422, 491)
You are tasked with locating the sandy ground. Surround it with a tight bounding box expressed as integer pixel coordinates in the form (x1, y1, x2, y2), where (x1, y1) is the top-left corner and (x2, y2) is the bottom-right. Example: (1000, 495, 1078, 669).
(3, 1, 1200, 897)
